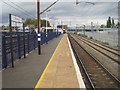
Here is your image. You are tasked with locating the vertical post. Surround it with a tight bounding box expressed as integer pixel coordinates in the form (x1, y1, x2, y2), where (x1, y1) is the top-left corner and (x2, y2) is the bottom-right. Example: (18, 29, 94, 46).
(37, 0, 41, 55)
(9, 14, 14, 68)
(23, 23, 26, 58)
(27, 34, 29, 53)
(84, 25, 85, 36)
(76, 24, 78, 34)
(34, 32, 36, 49)
(2, 35, 7, 68)
(76, 0, 79, 5)
(15, 22, 17, 32)
(53, 24, 54, 32)
(18, 34, 21, 59)
(57, 28, 58, 37)
(55, 25, 57, 36)
(91, 22, 93, 32)
(46, 11, 48, 44)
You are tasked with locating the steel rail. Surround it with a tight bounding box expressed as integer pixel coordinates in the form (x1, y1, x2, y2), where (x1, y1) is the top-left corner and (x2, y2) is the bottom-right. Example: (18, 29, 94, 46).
(68, 34, 95, 89)
(74, 35, 120, 64)
(80, 36, 120, 56)
(69, 34, 120, 88)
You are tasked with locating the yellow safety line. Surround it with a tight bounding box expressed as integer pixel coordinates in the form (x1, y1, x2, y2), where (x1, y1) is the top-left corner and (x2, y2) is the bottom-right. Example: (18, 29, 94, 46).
(34, 36, 63, 89)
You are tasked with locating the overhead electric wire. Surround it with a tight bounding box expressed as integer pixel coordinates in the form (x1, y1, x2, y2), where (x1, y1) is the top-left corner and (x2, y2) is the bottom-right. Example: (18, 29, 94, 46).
(76, 0, 95, 17)
(2, 0, 59, 18)
(76, 2, 118, 27)
(2, 0, 36, 19)
(7, 0, 36, 18)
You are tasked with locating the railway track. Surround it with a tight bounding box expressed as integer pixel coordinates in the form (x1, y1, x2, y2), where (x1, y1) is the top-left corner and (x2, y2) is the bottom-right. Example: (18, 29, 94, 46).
(82, 36, 119, 52)
(80, 35, 119, 55)
(71, 34, 120, 65)
(68, 34, 120, 89)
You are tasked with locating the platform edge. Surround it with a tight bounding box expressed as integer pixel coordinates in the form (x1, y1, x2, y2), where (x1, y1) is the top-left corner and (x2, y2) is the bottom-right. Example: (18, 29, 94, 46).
(67, 35, 86, 89)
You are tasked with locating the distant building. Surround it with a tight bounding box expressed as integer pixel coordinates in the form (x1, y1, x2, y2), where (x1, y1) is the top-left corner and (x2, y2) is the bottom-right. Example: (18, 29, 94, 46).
(62, 25, 68, 29)
(57, 25, 67, 33)
(57, 25, 67, 29)
(100, 25, 106, 28)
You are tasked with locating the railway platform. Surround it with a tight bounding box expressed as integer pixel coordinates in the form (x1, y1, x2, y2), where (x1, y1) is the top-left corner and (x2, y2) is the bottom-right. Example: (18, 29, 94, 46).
(35, 34, 85, 88)
(2, 35, 62, 88)
(2, 34, 85, 89)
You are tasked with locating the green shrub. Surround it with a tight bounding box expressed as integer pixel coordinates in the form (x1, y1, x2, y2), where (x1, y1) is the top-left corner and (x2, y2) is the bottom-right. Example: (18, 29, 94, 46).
(102, 42, 109, 45)
(95, 39, 109, 45)
(78, 34, 87, 37)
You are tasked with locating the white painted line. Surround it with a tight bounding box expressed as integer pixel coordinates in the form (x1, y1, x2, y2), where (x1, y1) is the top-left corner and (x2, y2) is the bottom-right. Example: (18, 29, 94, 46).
(38, 38, 41, 41)
(26, 54, 29, 56)
(38, 34, 41, 36)
(67, 36, 86, 89)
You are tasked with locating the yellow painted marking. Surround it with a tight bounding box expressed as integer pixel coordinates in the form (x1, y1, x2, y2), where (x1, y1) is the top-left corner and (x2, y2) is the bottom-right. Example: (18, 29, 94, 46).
(34, 36, 63, 89)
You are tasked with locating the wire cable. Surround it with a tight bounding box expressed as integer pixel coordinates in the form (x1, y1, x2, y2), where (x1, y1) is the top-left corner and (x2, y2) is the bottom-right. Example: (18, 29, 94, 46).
(7, 0, 36, 18)
(2, 0, 36, 19)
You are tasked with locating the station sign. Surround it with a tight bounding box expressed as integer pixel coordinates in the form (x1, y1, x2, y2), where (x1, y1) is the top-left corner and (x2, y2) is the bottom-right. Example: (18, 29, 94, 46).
(11, 14, 23, 23)
(57, 25, 62, 28)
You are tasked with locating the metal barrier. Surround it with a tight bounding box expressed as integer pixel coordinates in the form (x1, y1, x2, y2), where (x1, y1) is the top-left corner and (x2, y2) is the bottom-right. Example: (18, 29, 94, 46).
(2, 32, 60, 68)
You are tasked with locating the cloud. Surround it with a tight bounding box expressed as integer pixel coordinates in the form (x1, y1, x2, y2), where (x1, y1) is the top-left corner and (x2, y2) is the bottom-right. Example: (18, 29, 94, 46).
(43, 2, 118, 26)
(4, 0, 120, 2)
(1, 1, 118, 26)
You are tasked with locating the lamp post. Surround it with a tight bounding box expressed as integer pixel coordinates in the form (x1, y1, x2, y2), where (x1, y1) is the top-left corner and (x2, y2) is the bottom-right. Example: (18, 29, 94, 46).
(46, 10, 51, 44)
(55, 19, 58, 37)
(83, 25, 85, 36)
(76, 24, 78, 34)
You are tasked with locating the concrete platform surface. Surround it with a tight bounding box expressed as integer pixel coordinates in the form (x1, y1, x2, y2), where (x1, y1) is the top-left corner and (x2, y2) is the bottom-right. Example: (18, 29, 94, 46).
(2, 35, 62, 88)
(35, 34, 80, 88)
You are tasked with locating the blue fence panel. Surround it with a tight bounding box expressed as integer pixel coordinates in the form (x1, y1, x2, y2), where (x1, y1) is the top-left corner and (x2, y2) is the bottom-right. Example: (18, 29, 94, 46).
(4, 34, 12, 66)
(25, 33, 29, 53)
(29, 33, 35, 52)
(41, 33, 46, 44)
(34, 33, 38, 48)
(12, 34, 19, 61)
(2, 34, 7, 68)
(17, 34, 21, 59)
(48, 32, 56, 41)
(19, 34, 24, 57)
(2, 32, 60, 68)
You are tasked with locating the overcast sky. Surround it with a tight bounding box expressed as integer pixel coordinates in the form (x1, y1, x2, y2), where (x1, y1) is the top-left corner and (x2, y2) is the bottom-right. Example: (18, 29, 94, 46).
(1, 0, 119, 27)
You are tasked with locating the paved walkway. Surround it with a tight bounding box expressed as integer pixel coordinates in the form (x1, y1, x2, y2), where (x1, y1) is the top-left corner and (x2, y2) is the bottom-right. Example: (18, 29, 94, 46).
(2, 35, 62, 88)
(35, 34, 80, 88)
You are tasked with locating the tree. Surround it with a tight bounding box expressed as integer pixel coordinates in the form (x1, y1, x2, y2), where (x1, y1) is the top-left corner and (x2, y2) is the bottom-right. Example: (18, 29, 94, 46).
(116, 22, 120, 28)
(41, 19, 50, 27)
(106, 16, 112, 28)
(24, 18, 51, 28)
(112, 18, 115, 28)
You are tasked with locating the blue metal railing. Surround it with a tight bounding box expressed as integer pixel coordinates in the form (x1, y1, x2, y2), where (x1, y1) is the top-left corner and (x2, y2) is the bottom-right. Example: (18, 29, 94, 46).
(2, 32, 60, 68)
